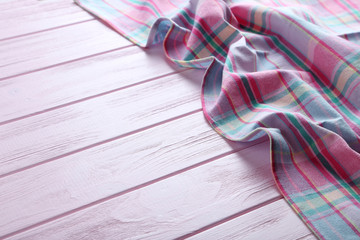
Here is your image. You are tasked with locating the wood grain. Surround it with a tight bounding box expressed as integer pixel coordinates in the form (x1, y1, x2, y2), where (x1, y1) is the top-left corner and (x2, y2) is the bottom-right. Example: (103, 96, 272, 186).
(0, 45, 180, 124)
(0, 20, 130, 79)
(0, 70, 204, 176)
(0, 0, 93, 40)
(0, 1, 316, 239)
(0, 112, 268, 237)
(5, 141, 278, 239)
(188, 199, 316, 240)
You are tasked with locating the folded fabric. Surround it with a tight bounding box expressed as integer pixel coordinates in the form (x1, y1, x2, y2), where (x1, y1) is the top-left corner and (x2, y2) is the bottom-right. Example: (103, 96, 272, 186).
(75, 0, 360, 239)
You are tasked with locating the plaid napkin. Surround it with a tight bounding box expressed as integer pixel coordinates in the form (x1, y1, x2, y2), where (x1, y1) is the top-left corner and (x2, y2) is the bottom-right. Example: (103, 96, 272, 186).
(75, 0, 360, 238)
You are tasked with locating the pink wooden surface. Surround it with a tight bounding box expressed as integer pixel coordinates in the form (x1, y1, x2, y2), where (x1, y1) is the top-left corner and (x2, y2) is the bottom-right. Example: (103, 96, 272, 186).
(0, 1, 316, 239)
(0, 0, 93, 40)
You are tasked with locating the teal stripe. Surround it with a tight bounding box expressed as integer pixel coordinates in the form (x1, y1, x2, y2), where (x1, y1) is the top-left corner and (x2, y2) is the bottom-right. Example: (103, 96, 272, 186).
(285, 114, 360, 203)
(332, 52, 360, 87)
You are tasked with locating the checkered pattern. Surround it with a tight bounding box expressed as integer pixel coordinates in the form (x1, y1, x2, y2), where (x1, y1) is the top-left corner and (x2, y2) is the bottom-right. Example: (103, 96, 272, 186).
(75, 0, 360, 239)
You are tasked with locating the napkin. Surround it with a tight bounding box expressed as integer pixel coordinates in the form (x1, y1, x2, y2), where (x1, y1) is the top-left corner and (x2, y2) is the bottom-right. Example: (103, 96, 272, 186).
(75, 0, 360, 238)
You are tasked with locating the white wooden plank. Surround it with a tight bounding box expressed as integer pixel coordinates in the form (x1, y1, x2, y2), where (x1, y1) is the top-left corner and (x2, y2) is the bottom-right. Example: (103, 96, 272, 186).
(0, 112, 268, 237)
(0, 69, 204, 176)
(0, 45, 180, 124)
(0, 20, 131, 79)
(188, 199, 316, 240)
(0, 0, 93, 40)
(5, 141, 277, 239)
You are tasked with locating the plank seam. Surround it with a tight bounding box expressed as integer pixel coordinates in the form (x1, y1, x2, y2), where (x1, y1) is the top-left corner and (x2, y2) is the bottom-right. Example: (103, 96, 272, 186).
(0, 68, 189, 126)
(0, 108, 201, 179)
(176, 196, 284, 240)
(296, 233, 315, 240)
(0, 137, 269, 239)
(0, 19, 95, 42)
(0, 45, 134, 81)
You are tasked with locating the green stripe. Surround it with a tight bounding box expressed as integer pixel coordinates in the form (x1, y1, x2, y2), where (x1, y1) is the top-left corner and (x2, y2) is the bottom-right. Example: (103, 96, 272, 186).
(286, 114, 360, 203)
(242, 23, 360, 126)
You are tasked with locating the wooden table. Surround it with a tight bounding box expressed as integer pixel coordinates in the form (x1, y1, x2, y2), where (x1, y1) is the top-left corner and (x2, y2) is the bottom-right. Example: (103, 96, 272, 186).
(0, 0, 315, 239)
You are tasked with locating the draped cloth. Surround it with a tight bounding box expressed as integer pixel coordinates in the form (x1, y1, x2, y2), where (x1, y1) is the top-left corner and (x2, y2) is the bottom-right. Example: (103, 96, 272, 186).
(75, 0, 360, 238)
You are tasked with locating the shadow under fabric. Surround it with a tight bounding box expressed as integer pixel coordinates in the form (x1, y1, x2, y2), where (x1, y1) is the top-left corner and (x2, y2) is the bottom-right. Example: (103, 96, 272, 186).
(74, 0, 360, 239)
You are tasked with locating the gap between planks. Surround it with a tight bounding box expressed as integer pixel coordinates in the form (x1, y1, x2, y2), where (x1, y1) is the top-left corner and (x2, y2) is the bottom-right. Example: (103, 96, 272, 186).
(0, 44, 193, 177)
(1, 138, 314, 240)
(185, 198, 316, 240)
(0, 17, 285, 237)
(0, 19, 95, 42)
(0, 20, 132, 80)
(1, 136, 272, 239)
(0, 0, 94, 41)
(0, 43, 184, 124)
(177, 196, 284, 239)
(0, 7, 280, 238)
(0, 23, 276, 237)
(0, 1, 315, 238)
(0, 69, 205, 175)
(0, 108, 202, 179)
(0, 63, 273, 235)
(0, 66, 188, 127)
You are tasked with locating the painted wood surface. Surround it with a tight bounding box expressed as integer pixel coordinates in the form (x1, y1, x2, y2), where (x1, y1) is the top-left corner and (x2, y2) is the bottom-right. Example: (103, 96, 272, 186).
(0, 20, 130, 79)
(0, 69, 203, 176)
(5, 141, 277, 239)
(188, 199, 316, 240)
(0, 45, 181, 124)
(0, 1, 315, 239)
(0, 115, 269, 238)
(0, 0, 93, 40)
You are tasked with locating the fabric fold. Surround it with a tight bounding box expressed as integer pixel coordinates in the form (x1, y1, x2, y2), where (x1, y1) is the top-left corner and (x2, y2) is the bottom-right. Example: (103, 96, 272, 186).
(75, 0, 360, 239)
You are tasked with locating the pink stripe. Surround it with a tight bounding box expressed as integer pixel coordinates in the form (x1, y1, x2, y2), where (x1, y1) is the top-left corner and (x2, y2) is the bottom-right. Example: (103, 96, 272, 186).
(276, 9, 360, 81)
(333, 0, 360, 25)
(278, 114, 360, 236)
(120, 0, 160, 18)
(248, 13, 360, 133)
(103, 0, 152, 28)
(269, 134, 325, 239)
